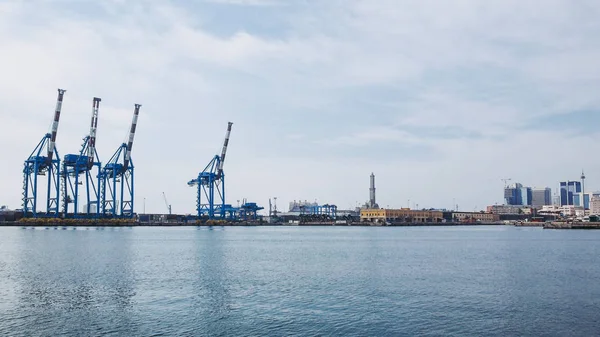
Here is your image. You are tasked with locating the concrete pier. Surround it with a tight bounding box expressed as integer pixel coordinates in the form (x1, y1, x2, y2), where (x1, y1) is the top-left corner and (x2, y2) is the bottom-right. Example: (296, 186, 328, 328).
(544, 222, 600, 229)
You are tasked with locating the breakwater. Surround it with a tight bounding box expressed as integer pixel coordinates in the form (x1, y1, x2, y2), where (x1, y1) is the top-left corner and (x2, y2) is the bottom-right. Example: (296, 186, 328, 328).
(544, 222, 600, 229)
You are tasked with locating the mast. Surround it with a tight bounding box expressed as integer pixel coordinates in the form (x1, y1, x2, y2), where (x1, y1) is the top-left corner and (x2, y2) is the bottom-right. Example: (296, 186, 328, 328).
(217, 122, 233, 179)
(87, 97, 101, 167)
(46, 88, 66, 163)
(123, 104, 141, 170)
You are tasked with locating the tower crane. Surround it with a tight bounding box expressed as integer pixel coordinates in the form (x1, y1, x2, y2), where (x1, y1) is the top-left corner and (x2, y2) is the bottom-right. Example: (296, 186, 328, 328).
(501, 178, 512, 188)
(62, 97, 102, 218)
(187, 122, 233, 219)
(101, 104, 141, 218)
(23, 89, 66, 217)
(162, 192, 172, 215)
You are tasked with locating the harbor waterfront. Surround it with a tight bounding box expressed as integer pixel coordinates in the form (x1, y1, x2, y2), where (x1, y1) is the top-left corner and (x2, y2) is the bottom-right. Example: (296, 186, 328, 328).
(1, 225, 600, 336)
(4, 219, 600, 229)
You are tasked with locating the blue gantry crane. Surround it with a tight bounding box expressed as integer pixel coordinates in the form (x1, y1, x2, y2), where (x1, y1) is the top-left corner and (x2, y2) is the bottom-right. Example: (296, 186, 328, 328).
(100, 104, 141, 218)
(61, 97, 102, 218)
(22, 89, 66, 217)
(187, 122, 233, 219)
(237, 201, 264, 221)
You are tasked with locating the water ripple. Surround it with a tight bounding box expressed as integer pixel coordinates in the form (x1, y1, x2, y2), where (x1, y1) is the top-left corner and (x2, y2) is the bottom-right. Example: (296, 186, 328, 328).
(0, 226, 599, 336)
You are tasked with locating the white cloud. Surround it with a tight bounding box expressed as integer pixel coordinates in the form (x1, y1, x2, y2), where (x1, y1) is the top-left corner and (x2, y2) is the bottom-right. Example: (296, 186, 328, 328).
(203, 0, 283, 6)
(1, 0, 600, 213)
(320, 127, 422, 147)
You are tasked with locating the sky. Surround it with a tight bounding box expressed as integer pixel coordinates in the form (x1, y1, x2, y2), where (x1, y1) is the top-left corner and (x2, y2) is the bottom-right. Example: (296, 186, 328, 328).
(1, 0, 600, 213)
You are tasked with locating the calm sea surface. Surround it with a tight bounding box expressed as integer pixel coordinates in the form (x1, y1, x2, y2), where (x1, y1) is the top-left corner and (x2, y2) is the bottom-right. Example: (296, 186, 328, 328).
(1, 225, 599, 336)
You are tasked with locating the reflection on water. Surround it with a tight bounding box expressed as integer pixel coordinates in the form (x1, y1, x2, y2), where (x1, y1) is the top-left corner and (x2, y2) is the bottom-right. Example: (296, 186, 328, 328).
(192, 227, 234, 334)
(3, 228, 136, 335)
(1, 226, 600, 336)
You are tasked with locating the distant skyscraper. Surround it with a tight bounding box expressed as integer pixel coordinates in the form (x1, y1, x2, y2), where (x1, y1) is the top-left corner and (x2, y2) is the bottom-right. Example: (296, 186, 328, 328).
(531, 188, 552, 207)
(504, 183, 531, 206)
(505, 183, 522, 205)
(573, 193, 591, 209)
(581, 170, 587, 209)
(591, 194, 600, 215)
(552, 192, 560, 206)
(560, 181, 582, 206)
(521, 186, 532, 206)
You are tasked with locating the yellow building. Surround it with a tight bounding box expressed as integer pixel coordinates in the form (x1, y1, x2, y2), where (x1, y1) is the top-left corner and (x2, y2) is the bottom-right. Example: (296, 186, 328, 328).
(360, 208, 444, 223)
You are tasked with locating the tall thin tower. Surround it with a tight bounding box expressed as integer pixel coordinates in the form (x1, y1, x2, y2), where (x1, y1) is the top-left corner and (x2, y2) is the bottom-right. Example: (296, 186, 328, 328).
(581, 169, 586, 209)
(369, 172, 377, 208)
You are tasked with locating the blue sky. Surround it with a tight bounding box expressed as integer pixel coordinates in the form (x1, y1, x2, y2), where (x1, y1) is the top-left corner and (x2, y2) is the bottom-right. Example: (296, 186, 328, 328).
(1, 0, 600, 213)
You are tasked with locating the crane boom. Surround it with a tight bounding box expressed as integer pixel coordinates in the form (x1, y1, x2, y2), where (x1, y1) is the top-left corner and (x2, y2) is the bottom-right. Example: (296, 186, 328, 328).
(217, 122, 233, 179)
(123, 104, 141, 170)
(47, 88, 66, 164)
(162, 192, 172, 215)
(87, 97, 101, 167)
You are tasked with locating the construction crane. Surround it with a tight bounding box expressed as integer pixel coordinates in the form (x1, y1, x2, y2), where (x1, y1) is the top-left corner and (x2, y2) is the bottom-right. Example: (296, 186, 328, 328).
(101, 104, 141, 218)
(187, 122, 233, 219)
(23, 89, 66, 217)
(62, 97, 102, 218)
(501, 178, 512, 188)
(162, 192, 172, 215)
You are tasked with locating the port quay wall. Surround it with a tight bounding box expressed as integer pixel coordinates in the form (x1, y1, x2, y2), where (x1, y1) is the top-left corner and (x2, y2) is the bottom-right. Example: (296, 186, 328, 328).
(3, 221, 600, 229)
(2, 221, 511, 227)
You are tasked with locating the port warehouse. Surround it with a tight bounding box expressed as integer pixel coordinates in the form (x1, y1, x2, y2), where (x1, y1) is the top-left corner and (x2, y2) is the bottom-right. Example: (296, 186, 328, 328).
(360, 209, 500, 223)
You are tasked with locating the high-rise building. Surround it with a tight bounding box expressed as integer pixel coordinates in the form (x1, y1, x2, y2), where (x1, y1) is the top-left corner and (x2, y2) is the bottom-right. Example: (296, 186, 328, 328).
(531, 188, 552, 207)
(560, 181, 582, 206)
(521, 186, 532, 206)
(590, 194, 600, 215)
(573, 193, 591, 209)
(504, 183, 531, 206)
(505, 183, 522, 205)
(581, 170, 586, 208)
